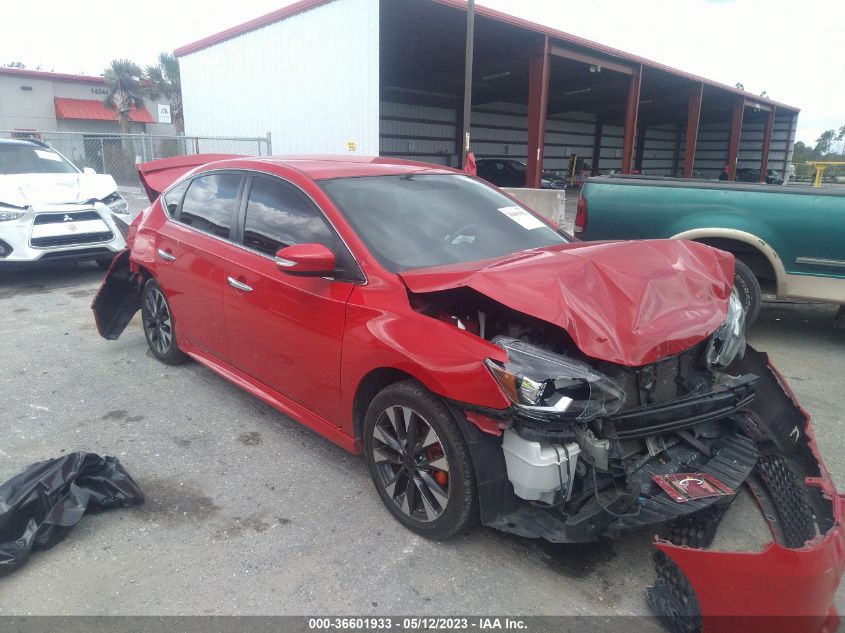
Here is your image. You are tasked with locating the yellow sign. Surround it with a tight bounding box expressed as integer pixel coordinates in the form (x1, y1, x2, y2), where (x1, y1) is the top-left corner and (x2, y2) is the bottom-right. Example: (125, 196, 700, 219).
(347, 141, 357, 152)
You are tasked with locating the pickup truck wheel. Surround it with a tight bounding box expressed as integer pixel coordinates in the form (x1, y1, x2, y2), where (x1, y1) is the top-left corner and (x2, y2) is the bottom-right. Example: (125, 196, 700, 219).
(733, 259, 761, 326)
(363, 381, 478, 540)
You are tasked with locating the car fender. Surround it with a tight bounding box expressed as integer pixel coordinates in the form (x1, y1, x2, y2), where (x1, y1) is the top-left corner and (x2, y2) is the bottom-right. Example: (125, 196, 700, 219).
(340, 300, 510, 436)
(671, 227, 788, 298)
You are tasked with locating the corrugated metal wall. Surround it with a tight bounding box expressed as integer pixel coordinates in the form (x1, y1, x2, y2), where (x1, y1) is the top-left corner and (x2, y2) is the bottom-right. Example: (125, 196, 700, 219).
(638, 125, 677, 175)
(380, 98, 795, 179)
(671, 112, 796, 178)
(379, 101, 456, 165)
(180, 0, 380, 155)
(380, 101, 606, 172)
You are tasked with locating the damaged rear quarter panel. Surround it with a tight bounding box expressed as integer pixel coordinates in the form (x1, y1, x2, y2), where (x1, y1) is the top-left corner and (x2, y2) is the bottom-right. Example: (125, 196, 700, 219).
(91, 249, 141, 340)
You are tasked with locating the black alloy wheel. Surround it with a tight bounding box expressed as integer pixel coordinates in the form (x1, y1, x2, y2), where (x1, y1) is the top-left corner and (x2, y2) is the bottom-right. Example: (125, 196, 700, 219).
(141, 279, 186, 365)
(371, 404, 451, 522)
(363, 381, 478, 540)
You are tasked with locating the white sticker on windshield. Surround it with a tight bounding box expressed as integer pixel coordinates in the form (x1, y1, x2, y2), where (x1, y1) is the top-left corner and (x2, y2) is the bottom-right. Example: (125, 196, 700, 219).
(497, 206, 545, 230)
(35, 150, 63, 161)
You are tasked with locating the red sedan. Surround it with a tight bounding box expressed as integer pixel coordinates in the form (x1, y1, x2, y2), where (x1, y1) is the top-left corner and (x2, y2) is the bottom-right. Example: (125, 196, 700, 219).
(94, 156, 843, 631)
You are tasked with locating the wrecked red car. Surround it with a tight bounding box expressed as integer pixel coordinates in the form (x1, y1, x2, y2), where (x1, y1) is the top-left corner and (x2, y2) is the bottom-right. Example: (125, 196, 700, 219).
(93, 156, 843, 632)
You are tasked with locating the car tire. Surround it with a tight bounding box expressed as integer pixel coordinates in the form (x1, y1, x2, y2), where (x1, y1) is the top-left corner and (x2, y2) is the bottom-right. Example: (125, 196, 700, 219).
(96, 257, 114, 271)
(141, 278, 187, 365)
(733, 259, 761, 327)
(363, 380, 478, 540)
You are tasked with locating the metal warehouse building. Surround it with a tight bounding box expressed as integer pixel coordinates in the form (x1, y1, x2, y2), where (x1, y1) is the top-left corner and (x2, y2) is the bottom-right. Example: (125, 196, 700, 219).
(175, 0, 798, 186)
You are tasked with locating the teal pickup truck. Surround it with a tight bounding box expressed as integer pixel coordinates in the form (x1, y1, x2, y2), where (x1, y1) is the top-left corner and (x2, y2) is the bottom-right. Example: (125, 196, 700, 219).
(575, 175, 845, 324)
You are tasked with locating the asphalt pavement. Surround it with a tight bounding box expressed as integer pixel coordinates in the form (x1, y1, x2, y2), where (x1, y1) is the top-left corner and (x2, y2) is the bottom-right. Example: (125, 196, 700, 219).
(0, 263, 842, 621)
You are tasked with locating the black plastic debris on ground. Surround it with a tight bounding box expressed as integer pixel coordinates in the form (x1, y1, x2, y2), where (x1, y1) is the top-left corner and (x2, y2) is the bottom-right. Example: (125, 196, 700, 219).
(0, 452, 144, 576)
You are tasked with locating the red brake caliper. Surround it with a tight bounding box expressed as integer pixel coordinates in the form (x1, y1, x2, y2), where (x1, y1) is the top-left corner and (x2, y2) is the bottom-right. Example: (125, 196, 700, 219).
(426, 444, 448, 486)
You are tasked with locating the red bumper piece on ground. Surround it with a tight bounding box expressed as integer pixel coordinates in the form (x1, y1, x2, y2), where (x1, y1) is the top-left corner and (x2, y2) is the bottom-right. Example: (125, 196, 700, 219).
(657, 495, 845, 633)
(652, 354, 845, 633)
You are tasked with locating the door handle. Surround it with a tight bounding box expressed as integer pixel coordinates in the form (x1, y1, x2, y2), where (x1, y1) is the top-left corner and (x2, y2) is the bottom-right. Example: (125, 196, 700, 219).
(227, 276, 253, 292)
(157, 248, 176, 262)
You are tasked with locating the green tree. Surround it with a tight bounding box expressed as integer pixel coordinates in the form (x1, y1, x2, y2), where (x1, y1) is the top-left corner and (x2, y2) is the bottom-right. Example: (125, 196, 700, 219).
(103, 59, 145, 135)
(4, 61, 25, 68)
(815, 130, 836, 155)
(144, 53, 184, 135)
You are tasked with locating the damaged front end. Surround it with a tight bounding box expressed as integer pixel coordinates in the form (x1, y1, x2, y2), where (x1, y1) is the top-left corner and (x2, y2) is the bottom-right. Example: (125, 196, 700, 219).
(410, 285, 843, 630)
(412, 284, 756, 543)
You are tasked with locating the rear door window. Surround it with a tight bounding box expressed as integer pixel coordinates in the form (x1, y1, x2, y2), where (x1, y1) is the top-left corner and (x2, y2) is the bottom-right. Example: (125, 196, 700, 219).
(162, 180, 190, 217)
(177, 173, 242, 239)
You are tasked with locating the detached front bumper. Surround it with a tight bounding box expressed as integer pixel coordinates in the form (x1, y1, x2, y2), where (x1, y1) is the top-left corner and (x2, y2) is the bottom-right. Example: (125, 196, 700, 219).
(647, 349, 845, 633)
(656, 506, 845, 633)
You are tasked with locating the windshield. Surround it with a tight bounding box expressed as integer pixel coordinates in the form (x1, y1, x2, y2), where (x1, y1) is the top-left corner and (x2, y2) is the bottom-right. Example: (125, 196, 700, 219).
(319, 174, 567, 272)
(0, 144, 79, 175)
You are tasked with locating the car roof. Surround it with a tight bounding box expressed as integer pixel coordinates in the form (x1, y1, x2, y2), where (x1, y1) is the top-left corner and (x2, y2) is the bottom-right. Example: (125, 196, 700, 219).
(199, 155, 461, 180)
(0, 138, 49, 147)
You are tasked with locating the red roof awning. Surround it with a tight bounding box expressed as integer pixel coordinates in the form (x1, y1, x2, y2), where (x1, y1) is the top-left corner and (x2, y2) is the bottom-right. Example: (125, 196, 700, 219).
(54, 98, 155, 123)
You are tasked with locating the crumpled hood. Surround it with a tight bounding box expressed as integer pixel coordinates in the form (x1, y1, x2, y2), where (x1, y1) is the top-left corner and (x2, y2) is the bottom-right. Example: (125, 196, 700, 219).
(0, 173, 119, 207)
(399, 239, 735, 366)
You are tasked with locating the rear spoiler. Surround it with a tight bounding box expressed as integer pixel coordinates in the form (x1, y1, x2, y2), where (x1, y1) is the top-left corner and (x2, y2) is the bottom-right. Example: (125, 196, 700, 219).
(137, 154, 244, 201)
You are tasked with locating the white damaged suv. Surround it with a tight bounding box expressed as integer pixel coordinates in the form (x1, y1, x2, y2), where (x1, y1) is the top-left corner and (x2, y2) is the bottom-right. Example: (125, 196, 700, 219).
(0, 138, 129, 269)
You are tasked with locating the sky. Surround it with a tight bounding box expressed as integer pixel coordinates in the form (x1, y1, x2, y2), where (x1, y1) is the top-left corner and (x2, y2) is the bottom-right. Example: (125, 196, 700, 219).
(1, 0, 842, 145)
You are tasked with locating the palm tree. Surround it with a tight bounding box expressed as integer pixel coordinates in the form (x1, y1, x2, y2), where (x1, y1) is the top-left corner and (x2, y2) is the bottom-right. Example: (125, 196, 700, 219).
(103, 59, 145, 135)
(145, 53, 184, 135)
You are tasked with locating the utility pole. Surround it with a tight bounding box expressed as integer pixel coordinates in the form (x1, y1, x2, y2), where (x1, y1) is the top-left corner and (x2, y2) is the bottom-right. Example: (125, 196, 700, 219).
(461, 0, 475, 169)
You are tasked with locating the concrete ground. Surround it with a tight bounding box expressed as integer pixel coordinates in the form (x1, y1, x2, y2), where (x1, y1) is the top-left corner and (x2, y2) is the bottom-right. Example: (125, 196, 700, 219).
(0, 263, 842, 620)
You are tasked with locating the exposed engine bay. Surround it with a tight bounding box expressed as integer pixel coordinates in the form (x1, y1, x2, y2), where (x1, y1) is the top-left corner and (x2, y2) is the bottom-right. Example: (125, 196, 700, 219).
(411, 286, 754, 540)
(411, 286, 843, 632)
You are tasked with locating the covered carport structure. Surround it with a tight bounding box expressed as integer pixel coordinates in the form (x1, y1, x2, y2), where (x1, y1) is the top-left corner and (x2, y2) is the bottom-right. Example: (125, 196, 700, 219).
(378, 0, 798, 186)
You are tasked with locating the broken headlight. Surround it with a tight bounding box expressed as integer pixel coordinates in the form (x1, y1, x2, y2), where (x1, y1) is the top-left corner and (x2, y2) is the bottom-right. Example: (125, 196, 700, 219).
(102, 191, 129, 215)
(485, 336, 626, 421)
(706, 288, 746, 370)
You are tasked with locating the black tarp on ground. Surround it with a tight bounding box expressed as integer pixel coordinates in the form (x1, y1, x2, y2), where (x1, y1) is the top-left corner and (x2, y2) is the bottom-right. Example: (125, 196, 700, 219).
(0, 452, 144, 575)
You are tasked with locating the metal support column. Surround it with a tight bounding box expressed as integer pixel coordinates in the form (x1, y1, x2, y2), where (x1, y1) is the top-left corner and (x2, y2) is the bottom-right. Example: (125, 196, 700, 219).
(634, 122, 647, 172)
(726, 99, 745, 180)
(759, 106, 776, 182)
(591, 116, 603, 176)
(460, 0, 475, 169)
(671, 123, 682, 177)
(526, 35, 550, 188)
(683, 83, 703, 178)
(621, 65, 642, 174)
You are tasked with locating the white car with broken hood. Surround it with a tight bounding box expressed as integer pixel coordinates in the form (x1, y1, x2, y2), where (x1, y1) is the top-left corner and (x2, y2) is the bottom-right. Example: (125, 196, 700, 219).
(0, 138, 129, 269)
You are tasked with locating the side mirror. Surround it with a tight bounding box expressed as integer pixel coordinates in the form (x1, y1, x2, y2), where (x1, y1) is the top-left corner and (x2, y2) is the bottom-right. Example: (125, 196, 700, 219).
(82, 167, 97, 175)
(275, 243, 336, 276)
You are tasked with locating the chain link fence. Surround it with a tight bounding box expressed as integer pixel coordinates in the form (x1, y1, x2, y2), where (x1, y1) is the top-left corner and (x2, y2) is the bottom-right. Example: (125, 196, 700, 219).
(1, 130, 272, 211)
